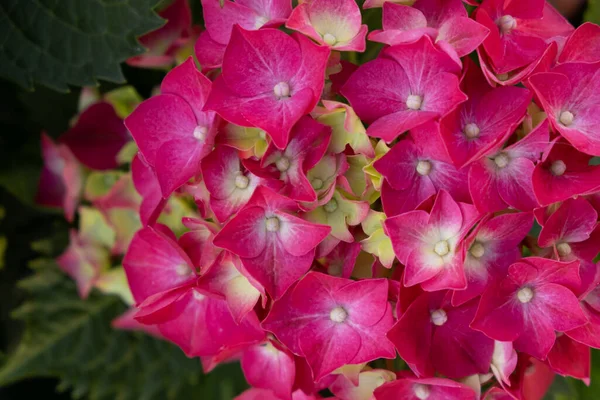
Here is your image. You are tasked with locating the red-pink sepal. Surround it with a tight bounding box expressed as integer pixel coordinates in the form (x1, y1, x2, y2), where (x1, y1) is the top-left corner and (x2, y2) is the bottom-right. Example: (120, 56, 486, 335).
(241, 340, 296, 400)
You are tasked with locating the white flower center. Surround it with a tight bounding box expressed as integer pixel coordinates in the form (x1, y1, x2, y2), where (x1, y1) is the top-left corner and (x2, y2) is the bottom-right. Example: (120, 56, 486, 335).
(330, 306, 348, 323)
(499, 15, 517, 33)
(255, 15, 269, 29)
(311, 178, 324, 190)
(430, 309, 447, 326)
(559, 111, 574, 126)
(234, 174, 249, 189)
(193, 291, 205, 301)
(470, 242, 485, 259)
(175, 264, 192, 277)
(406, 94, 423, 110)
(416, 160, 432, 176)
(557, 242, 572, 257)
(276, 156, 290, 172)
(414, 384, 430, 399)
(517, 287, 534, 303)
(193, 126, 208, 141)
(324, 198, 338, 213)
(323, 33, 337, 46)
(434, 240, 450, 256)
(464, 123, 481, 139)
(265, 216, 280, 232)
(551, 160, 566, 176)
(494, 153, 510, 169)
(273, 82, 291, 98)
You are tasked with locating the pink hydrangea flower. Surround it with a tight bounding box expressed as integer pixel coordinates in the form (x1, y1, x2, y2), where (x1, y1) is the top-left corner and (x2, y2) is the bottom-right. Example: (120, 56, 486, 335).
(262, 272, 395, 380)
(374, 376, 477, 400)
(559, 22, 600, 64)
(471, 257, 588, 360)
(126, 58, 218, 197)
(196, 0, 292, 69)
(369, 0, 489, 64)
(286, 0, 367, 51)
(532, 140, 600, 206)
(131, 153, 167, 226)
(469, 119, 549, 213)
(36, 133, 83, 222)
(452, 212, 533, 306)
(241, 340, 296, 400)
(387, 291, 494, 378)
(205, 26, 330, 149)
(440, 58, 532, 168)
(546, 333, 590, 384)
(375, 129, 470, 216)
(213, 186, 331, 298)
(529, 62, 600, 156)
(384, 190, 479, 290)
(475, 0, 573, 75)
(341, 36, 466, 142)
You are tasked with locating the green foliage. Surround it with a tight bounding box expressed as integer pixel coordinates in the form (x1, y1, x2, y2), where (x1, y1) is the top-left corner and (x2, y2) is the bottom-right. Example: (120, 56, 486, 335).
(0, 0, 164, 92)
(586, 0, 600, 24)
(0, 260, 249, 399)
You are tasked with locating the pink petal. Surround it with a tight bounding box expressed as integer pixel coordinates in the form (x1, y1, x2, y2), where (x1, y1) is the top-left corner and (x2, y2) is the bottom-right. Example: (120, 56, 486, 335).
(538, 197, 598, 247)
(195, 30, 226, 69)
(559, 22, 600, 64)
(241, 341, 296, 400)
(437, 16, 490, 58)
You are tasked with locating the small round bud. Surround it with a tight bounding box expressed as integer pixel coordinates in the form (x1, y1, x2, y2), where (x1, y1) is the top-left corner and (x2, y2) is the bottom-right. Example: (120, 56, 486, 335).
(193, 126, 208, 141)
(430, 309, 448, 326)
(414, 384, 430, 400)
(498, 15, 517, 33)
(464, 123, 481, 139)
(470, 242, 485, 259)
(406, 94, 423, 110)
(494, 153, 510, 169)
(323, 33, 337, 46)
(434, 240, 450, 257)
(416, 160, 432, 176)
(559, 111, 574, 127)
(497, 73, 509, 81)
(517, 287, 534, 303)
(235, 174, 249, 189)
(276, 157, 291, 172)
(557, 242, 572, 257)
(265, 217, 280, 232)
(274, 82, 291, 98)
(324, 198, 339, 213)
(176, 264, 192, 277)
(311, 178, 324, 190)
(551, 160, 566, 176)
(330, 306, 348, 323)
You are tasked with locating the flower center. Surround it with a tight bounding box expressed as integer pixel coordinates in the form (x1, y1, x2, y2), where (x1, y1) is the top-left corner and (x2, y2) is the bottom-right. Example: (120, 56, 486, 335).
(193, 291, 205, 301)
(498, 15, 517, 33)
(517, 287, 534, 303)
(559, 111, 574, 126)
(254, 15, 269, 29)
(330, 306, 348, 323)
(324, 198, 338, 213)
(416, 160, 432, 176)
(311, 178, 324, 190)
(175, 264, 192, 277)
(470, 242, 485, 259)
(406, 95, 423, 110)
(464, 123, 481, 139)
(494, 153, 510, 169)
(414, 384, 430, 399)
(497, 73, 509, 81)
(551, 160, 566, 176)
(234, 174, 249, 189)
(276, 156, 291, 172)
(430, 309, 447, 326)
(265, 216, 280, 232)
(258, 130, 267, 140)
(274, 82, 291, 98)
(193, 126, 208, 141)
(434, 240, 450, 256)
(557, 242, 572, 257)
(323, 33, 337, 46)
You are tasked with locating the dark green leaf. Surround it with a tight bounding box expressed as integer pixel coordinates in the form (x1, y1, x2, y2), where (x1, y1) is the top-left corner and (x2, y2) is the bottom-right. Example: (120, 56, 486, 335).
(0, 0, 164, 92)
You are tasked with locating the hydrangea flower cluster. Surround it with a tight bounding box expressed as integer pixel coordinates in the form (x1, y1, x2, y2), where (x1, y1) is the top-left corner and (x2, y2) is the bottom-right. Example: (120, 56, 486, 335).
(38, 0, 600, 399)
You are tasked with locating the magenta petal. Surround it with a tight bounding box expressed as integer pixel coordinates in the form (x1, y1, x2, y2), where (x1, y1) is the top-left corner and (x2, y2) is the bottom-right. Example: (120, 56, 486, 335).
(468, 159, 507, 214)
(437, 16, 490, 58)
(195, 30, 226, 69)
(538, 197, 598, 247)
(123, 226, 196, 304)
(213, 206, 268, 258)
(374, 376, 476, 400)
(496, 157, 539, 211)
(559, 22, 600, 64)
(382, 3, 427, 32)
(241, 341, 296, 400)
(547, 335, 590, 384)
(471, 281, 525, 342)
(155, 137, 209, 196)
(384, 210, 429, 264)
(335, 278, 389, 326)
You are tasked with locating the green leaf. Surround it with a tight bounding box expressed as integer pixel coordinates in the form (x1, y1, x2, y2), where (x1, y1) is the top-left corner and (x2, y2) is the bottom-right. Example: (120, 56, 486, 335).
(586, 0, 600, 24)
(0, 0, 165, 92)
(0, 260, 249, 399)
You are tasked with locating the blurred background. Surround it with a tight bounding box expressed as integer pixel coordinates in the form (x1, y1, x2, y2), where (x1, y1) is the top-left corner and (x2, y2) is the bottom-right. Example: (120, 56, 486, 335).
(0, 0, 595, 399)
